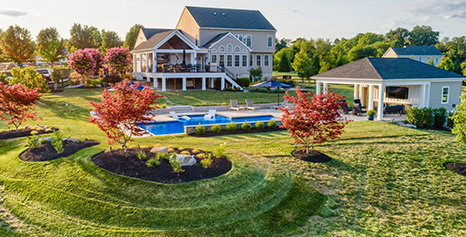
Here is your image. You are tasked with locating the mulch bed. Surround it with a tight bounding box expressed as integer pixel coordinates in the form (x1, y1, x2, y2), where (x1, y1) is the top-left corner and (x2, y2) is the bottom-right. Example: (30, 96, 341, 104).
(292, 150, 332, 163)
(0, 126, 59, 140)
(92, 147, 232, 184)
(190, 127, 286, 137)
(50, 89, 65, 93)
(20, 140, 99, 162)
(444, 162, 466, 176)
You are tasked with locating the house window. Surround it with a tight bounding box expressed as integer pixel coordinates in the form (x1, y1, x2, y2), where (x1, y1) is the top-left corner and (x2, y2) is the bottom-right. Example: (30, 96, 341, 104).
(267, 35, 273, 48)
(234, 46, 241, 53)
(264, 55, 270, 67)
(234, 55, 240, 67)
(242, 55, 248, 67)
(219, 46, 225, 53)
(250, 55, 254, 67)
(256, 54, 262, 67)
(219, 55, 225, 67)
(236, 34, 243, 42)
(442, 86, 449, 104)
(245, 35, 252, 47)
(227, 55, 232, 67)
(211, 55, 217, 64)
(436, 58, 439, 62)
(227, 44, 233, 53)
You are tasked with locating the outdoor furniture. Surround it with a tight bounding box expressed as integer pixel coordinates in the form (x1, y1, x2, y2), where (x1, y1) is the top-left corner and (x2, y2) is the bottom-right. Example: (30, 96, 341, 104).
(204, 109, 216, 120)
(340, 100, 352, 114)
(230, 100, 245, 111)
(272, 100, 290, 109)
(245, 99, 260, 110)
(169, 111, 191, 120)
(384, 105, 404, 115)
(353, 104, 364, 116)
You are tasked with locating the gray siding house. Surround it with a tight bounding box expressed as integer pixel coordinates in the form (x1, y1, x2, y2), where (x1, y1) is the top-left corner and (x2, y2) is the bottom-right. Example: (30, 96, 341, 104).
(131, 6, 276, 91)
(312, 58, 465, 120)
(383, 46, 443, 66)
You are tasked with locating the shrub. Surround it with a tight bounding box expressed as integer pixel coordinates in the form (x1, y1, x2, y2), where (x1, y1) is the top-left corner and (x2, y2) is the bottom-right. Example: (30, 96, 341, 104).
(103, 73, 123, 84)
(26, 135, 40, 148)
(241, 122, 252, 132)
(452, 94, 466, 144)
(180, 150, 191, 155)
(211, 125, 222, 134)
(236, 77, 251, 88)
(122, 73, 133, 80)
(167, 148, 175, 153)
(433, 107, 447, 129)
(195, 123, 206, 135)
(213, 143, 226, 157)
(168, 153, 184, 173)
(105, 46, 132, 75)
(267, 120, 277, 129)
(51, 130, 64, 154)
(147, 158, 160, 167)
(447, 112, 455, 128)
(201, 153, 213, 168)
(9, 67, 50, 93)
(196, 153, 206, 159)
(255, 122, 265, 130)
(407, 107, 434, 128)
(367, 110, 376, 116)
(156, 152, 167, 160)
(137, 151, 146, 160)
(226, 122, 237, 133)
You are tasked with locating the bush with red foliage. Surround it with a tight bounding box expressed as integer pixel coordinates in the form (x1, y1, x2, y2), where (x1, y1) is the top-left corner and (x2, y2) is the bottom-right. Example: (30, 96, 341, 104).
(89, 79, 163, 152)
(0, 82, 42, 131)
(278, 86, 349, 153)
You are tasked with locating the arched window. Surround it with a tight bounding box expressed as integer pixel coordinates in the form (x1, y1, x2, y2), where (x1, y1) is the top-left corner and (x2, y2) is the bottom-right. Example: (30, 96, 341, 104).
(212, 48, 218, 53)
(219, 46, 225, 53)
(234, 46, 241, 53)
(227, 44, 233, 53)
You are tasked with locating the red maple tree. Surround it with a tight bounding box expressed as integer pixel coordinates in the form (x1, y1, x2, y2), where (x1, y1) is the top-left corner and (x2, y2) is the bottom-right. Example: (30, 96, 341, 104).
(89, 79, 163, 152)
(0, 82, 42, 131)
(278, 86, 349, 153)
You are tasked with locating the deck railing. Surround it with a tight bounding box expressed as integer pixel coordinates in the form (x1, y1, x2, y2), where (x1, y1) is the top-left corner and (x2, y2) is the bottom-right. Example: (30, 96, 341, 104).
(155, 64, 225, 73)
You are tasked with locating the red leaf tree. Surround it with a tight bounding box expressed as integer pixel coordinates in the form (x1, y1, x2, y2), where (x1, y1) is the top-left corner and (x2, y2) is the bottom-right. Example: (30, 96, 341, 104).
(105, 46, 132, 75)
(279, 86, 349, 153)
(0, 82, 42, 131)
(89, 79, 163, 152)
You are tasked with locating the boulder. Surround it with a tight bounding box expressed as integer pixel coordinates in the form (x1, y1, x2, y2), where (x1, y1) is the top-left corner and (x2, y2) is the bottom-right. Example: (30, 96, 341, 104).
(176, 154, 196, 166)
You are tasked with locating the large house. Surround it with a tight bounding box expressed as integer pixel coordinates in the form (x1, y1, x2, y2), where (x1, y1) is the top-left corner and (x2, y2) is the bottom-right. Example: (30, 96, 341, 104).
(131, 6, 276, 91)
(312, 58, 465, 121)
(382, 46, 443, 66)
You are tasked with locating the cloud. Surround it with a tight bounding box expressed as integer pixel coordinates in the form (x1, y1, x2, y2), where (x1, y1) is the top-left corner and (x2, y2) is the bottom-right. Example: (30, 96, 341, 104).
(268, 7, 298, 13)
(0, 9, 29, 17)
(282, 8, 298, 13)
(407, 0, 466, 19)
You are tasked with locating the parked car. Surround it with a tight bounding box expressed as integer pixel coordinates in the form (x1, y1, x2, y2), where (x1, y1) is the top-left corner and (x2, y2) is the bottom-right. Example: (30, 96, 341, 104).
(35, 68, 53, 81)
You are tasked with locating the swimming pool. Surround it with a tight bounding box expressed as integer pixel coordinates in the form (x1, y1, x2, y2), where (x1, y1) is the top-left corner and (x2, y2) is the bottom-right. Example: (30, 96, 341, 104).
(140, 115, 276, 135)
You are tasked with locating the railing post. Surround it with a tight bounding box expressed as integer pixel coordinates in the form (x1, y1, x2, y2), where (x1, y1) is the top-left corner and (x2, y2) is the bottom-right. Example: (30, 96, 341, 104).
(202, 77, 206, 90)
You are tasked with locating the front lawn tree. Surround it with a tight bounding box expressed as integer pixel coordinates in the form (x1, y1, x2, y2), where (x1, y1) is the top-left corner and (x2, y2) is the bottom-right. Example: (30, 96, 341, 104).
(438, 56, 455, 71)
(279, 86, 349, 153)
(249, 67, 262, 82)
(0, 82, 42, 131)
(0, 25, 35, 64)
(89, 80, 164, 152)
(124, 24, 144, 50)
(291, 49, 314, 83)
(105, 46, 132, 75)
(36, 27, 66, 65)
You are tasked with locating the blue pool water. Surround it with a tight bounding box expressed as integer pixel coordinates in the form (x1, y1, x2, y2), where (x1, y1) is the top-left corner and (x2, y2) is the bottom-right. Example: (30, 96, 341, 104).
(140, 115, 275, 135)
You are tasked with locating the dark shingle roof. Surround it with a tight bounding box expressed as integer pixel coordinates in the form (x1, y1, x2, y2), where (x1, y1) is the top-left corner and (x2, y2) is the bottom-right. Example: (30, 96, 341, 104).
(133, 29, 175, 51)
(185, 6, 276, 31)
(202, 32, 229, 48)
(390, 46, 443, 56)
(313, 58, 465, 80)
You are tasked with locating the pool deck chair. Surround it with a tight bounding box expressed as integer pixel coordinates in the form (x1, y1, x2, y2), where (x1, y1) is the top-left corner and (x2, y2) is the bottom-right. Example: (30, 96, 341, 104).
(169, 111, 191, 120)
(230, 100, 245, 111)
(204, 109, 216, 120)
(246, 99, 260, 110)
(272, 100, 290, 109)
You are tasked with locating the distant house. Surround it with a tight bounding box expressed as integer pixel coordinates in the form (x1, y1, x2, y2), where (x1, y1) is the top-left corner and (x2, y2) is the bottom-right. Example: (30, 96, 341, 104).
(382, 46, 443, 66)
(312, 58, 465, 120)
(131, 6, 276, 91)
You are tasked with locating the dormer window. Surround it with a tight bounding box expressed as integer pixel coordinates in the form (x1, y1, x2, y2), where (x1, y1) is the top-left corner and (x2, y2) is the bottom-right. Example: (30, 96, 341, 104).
(245, 35, 252, 47)
(235, 34, 243, 42)
(267, 35, 273, 48)
(227, 44, 233, 53)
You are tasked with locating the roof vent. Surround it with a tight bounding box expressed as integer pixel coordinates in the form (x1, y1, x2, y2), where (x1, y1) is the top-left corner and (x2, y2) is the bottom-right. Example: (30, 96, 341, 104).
(222, 12, 225, 16)
(214, 12, 216, 15)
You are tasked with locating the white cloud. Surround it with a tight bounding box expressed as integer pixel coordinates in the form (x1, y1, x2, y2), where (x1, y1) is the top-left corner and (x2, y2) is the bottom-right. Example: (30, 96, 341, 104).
(0, 9, 29, 17)
(407, 0, 466, 19)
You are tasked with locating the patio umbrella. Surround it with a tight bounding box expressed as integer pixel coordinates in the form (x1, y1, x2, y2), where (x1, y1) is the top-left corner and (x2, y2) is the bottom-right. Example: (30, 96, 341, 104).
(251, 80, 291, 106)
(182, 49, 186, 66)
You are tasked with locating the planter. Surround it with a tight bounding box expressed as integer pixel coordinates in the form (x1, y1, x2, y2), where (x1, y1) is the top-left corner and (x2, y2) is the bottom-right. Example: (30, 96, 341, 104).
(291, 150, 331, 163)
(368, 115, 374, 121)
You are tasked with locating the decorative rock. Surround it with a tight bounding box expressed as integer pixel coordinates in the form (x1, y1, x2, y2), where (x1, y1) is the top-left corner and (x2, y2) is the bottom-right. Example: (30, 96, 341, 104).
(150, 146, 168, 154)
(39, 137, 52, 142)
(397, 122, 416, 128)
(176, 154, 196, 166)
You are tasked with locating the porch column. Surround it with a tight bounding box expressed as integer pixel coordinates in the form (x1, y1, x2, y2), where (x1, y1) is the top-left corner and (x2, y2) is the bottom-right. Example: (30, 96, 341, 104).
(316, 81, 321, 94)
(194, 52, 197, 65)
(354, 84, 359, 99)
(377, 84, 385, 121)
(162, 77, 166, 92)
(146, 53, 149, 73)
(153, 77, 158, 89)
(425, 83, 430, 107)
(221, 77, 225, 90)
(182, 77, 187, 91)
(139, 54, 143, 73)
(153, 52, 157, 73)
(368, 85, 374, 111)
(359, 85, 364, 105)
(132, 54, 136, 72)
(202, 77, 206, 90)
(323, 83, 328, 94)
(420, 84, 427, 108)
(211, 78, 215, 88)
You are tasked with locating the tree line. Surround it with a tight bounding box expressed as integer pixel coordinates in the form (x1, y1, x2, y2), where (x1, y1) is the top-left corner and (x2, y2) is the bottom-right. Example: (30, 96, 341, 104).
(0, 24, 144, 65)
(275, 25, 466, 80)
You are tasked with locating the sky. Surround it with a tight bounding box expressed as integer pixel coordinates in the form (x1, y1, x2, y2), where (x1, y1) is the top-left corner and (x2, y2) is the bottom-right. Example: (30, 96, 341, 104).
(1, 0, 466, 41)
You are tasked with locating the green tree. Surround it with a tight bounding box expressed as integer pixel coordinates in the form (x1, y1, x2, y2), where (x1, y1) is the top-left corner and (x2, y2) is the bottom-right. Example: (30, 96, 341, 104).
(428, 56, 434, 66)
(451, 94, 466, 144)
(100, 30, 123, 54)
(275, 38, 290, 52)
(249, 67, 262, 82)
(437, 56, 455, 71)
(68, 23, 100, 50)
(278, 53, 292, 72)
(461, 61, 466, 76)
(292, 50, 315, 83)
(9, 66, 50, 93)
(348, 45, 377, 61)
(50, 66, 63, 91)
(36, 27, 66, 64)
(385, 27, 409, 47)
(0, 25, 35, 64)
(436, 36, 466, 74)
(408, 25, 439, 46)
(124, 24, 143, 50)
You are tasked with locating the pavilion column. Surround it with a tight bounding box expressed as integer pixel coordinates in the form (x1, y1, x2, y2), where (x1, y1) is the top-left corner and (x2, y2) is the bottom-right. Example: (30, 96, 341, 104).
(323, 83, 328, 94)
(359, 84, 364, 105)
(316, 81, 321, 94)
(194, 52, 197, 65)
(153, 52, 157, 73)
(377, 84, 385, 121)
(420, 84, 427, 108)
(368, 85, 374, 111)
(182, 77, 187, 91)
(145, 53, 149, 73)
(425, 83, 430, 107)
(153, 77, 158, 89)
(221, 77, 225, 90)
(139, 54, 143, 73)
(162, 77, 166, 92)
(132, 54, 137, 72)
(354, 84, 359, 99)
(202, 77, 206, 90)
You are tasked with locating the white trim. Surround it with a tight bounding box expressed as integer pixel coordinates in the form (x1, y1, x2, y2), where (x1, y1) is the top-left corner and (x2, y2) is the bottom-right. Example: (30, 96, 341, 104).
(153, 30, 199, 51)
(207, 32, 252, 51)
(234, 54, 240, 67)
(219, 46, 225, 53)
(234, 46, 241, 53)
(441, 86, 450, 104)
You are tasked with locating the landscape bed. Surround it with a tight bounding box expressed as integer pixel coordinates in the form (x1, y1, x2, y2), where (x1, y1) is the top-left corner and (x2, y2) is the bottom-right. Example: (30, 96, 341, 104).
(20, 140, 99, 162)
(0, 125, 58, 140)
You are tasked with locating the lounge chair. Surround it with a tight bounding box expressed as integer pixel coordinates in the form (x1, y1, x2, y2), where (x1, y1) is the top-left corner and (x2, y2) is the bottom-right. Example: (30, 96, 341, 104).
(245, 99, 260, 110)
(340, 100, 352, 114)
(204, 109, 216, 120)
(230, 100, 245, 111)
(272, 100, 290, 109)
(353, 104, 364, 116)
(170, 111, 191, 120)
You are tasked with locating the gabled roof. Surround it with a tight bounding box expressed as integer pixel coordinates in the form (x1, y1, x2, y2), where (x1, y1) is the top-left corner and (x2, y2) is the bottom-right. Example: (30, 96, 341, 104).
(313, 58, 465, 80)
(134, 29, 175, 51)
(140, 28, 173, 40)
(185, 6, 276, 31)
(389, 46, 443, 56)
(202, 32, 229, 48)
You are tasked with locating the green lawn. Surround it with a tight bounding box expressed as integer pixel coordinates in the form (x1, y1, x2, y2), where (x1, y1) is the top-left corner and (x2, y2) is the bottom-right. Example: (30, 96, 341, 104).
(1, 88, 466, 235)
